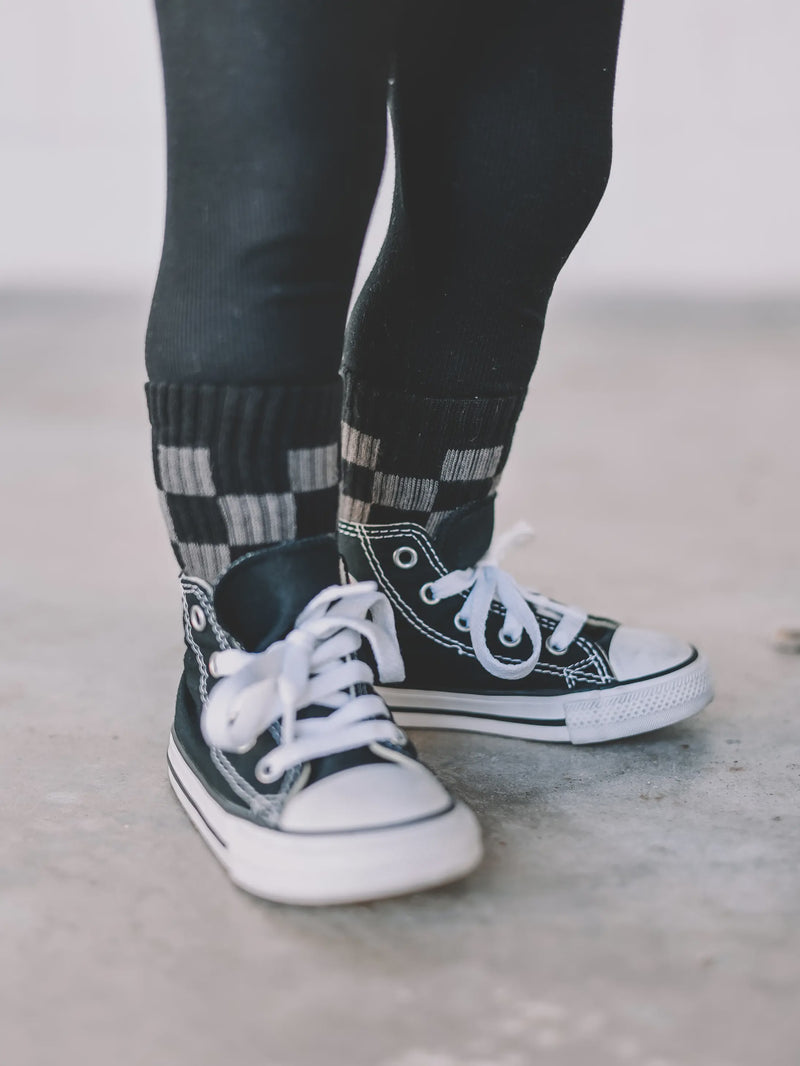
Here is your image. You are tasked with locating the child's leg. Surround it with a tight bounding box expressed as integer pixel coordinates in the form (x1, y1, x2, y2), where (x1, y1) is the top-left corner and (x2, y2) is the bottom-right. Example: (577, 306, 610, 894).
(145, 0, 483, 905)
(146, 0, 397, 583)
(338, 2, 713, 744)
(342, 0, 623, 529)
(145, 0, 484, 904)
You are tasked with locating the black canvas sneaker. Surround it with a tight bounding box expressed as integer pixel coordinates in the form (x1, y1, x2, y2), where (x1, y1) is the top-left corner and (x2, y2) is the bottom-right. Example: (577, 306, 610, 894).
(168, 534, 482, 905)
(338, 499, 714, 744)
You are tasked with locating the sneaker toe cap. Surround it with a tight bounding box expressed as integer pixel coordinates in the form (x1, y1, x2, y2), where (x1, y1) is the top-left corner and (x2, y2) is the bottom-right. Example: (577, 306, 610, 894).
(607, 625, 695, 682)
(279, 761, 452, 833)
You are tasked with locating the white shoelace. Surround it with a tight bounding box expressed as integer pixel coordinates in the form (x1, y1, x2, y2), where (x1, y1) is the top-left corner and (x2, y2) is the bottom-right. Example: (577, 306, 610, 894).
(424, 523, 588, 681)
(201, 582, 406, 783)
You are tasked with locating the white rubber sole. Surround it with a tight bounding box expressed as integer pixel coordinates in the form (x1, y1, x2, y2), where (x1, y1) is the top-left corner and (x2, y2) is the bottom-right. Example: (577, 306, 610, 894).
(380, 654, 713, 745)
(167, 736, 483, 905)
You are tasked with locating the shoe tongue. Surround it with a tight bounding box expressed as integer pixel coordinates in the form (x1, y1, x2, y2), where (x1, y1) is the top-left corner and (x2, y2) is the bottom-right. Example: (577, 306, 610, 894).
(213, 535, 342, 651)
(433, 496, 496, 570)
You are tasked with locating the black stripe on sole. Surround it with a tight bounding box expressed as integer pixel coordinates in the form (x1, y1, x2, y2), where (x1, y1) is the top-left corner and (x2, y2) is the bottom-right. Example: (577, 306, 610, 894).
(167, 752, 228, 850)
(388, 706, 567, 727)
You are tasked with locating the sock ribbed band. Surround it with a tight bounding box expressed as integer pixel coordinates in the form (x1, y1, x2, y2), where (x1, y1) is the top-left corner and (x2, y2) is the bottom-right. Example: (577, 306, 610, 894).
(146, 380, 342, 583)
(340, 373, 525, 532)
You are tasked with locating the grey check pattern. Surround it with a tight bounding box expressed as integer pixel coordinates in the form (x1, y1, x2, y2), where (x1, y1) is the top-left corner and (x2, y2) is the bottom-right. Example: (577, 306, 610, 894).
(146, 380, 342, 585)
(339, 377, 525, 532)
(340, 423, 505, 532)
(158, 443, 337, 579)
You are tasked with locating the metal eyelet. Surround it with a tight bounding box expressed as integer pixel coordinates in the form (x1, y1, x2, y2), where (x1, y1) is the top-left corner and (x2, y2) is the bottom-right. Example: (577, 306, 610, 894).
(254, 759, 282, 784)
(454, 613, 470, 632)
(545, 636, 569, 656)
(392, 546, 419, 570)
(498, 630, 523, 648)
(189, 604, 206, 632)
(419, 582, 440, 605)
(208, 651, 221, 678)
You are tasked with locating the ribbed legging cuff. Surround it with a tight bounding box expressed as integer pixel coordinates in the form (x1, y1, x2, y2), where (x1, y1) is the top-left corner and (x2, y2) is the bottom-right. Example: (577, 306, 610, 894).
(146, 379, 342, 583)
(340, 373, 525, 530)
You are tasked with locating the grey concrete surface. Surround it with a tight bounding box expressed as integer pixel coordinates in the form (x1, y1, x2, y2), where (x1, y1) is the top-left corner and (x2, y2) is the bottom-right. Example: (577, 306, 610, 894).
(1, 292, 798, 1066)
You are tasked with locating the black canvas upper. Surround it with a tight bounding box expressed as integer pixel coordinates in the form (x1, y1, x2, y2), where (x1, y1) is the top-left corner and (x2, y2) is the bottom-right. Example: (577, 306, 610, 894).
(339, 498, 626, 698)
(214, 534, 342, 651)
(173, 536, 413, 825)
(433, 496, 496, 571)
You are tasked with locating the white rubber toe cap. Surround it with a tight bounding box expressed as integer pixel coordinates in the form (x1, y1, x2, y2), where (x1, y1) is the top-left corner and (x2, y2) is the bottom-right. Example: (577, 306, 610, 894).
(279, 760, 452, 833)
(607, 625, 694, 682)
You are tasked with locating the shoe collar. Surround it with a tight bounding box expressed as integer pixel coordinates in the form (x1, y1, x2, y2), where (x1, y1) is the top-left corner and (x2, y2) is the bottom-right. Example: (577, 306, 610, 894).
(212, 535, 342, 651)
(431, 496, 496, 571)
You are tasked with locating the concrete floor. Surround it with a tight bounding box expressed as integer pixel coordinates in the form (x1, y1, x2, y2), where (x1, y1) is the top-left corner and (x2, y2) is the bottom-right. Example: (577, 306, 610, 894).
(1, 291, 799, 1066)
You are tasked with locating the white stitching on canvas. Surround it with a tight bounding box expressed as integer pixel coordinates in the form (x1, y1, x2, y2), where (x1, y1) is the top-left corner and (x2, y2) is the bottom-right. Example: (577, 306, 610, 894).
(342, 520, 613, 684)
(181, 579, 303, 815)
(353, 525, 572, 673)
(181, 593, 210, 702)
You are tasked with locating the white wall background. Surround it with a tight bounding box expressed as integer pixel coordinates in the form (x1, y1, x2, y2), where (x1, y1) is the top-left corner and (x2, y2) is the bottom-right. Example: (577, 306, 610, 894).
(1, 1, 799, 296)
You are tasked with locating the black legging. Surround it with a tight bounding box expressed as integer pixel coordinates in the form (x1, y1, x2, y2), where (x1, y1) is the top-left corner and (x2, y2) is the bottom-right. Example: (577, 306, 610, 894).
(146, 0, 623, 395)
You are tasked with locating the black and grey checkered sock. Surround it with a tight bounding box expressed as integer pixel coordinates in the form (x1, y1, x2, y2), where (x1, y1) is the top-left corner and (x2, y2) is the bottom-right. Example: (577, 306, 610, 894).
(146, 380, 341, 584)
(340, 374, 525, 532)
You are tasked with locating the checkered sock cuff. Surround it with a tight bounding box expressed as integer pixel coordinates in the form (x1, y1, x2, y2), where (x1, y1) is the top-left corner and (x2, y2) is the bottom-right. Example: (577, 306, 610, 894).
(146, 380, 341, 583)
(340, 374, 525, 532)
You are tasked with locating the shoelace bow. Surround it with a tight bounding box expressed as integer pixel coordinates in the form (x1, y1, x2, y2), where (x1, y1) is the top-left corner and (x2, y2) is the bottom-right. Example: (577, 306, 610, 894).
(201, 582, 406, 783)
(425, 522, 588, 681)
